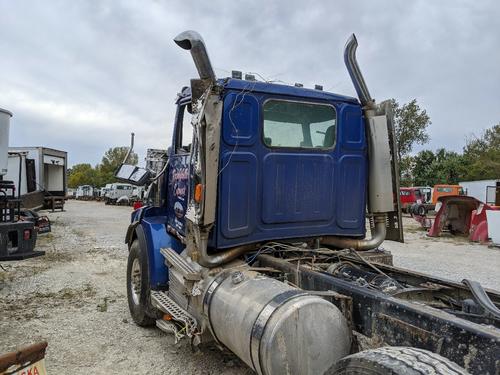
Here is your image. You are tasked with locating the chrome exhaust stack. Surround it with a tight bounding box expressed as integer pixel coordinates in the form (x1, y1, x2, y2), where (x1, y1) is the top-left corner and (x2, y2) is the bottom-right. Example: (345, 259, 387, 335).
(174, 30, 216, 84)
(322, 34, 400, 250)
(344, 34, 375, 109)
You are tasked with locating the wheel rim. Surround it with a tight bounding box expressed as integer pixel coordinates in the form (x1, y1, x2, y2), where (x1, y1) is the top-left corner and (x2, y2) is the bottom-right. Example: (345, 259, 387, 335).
(130, 258, 141, 305)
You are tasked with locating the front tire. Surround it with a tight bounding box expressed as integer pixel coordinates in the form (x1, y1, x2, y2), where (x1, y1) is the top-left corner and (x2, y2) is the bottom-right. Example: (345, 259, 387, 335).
(330, 347, 468, 375)
(417, 205, 427, 216)
(126, 239, 156, 326)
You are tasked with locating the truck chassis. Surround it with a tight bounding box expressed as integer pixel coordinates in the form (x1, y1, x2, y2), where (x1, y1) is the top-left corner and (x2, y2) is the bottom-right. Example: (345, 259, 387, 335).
(256, 248, 499, 374)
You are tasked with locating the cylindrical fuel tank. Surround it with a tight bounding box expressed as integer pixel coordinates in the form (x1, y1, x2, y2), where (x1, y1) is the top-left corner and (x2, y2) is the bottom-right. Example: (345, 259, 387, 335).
(203, 270, 351, 375)
(0, 108, 12, 176)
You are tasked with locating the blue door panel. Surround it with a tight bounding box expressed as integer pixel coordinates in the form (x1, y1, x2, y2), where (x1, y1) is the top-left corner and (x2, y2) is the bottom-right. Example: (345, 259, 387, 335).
(336, 155, 366, 229)
(222, 93, 259, 146)
(340, 104, 365, 149)
(262, 153, 335, 224)
(219, 152, 258, 239)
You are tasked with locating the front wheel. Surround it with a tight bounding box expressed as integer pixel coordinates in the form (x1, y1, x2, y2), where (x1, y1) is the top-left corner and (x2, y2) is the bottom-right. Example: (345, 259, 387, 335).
(417, 205, 427, 216)
(330, 347, 468, 375)
(126, 239, 157, 326)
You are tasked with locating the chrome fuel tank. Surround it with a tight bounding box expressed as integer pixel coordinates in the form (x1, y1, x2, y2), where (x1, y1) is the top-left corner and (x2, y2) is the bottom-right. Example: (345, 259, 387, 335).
(203, 270, 351, 375)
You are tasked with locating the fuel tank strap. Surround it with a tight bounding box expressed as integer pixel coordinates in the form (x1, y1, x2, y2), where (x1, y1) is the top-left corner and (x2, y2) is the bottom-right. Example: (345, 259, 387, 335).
(249, 289, 309, 375)
(202, 271, 230, 346)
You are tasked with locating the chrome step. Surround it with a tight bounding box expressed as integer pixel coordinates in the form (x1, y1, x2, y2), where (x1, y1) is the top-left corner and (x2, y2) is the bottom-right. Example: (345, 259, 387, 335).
(160, 247, 201, 281)
(151, 291, 198, 341)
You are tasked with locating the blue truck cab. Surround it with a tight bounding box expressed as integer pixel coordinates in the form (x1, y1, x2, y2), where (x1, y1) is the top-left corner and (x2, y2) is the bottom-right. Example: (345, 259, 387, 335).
(128, 77, 372, 290)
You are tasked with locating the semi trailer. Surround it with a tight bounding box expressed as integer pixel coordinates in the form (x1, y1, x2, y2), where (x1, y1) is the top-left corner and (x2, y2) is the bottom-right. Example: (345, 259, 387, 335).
(0, 108, 44, 261)
(119, 31, 500, 374)
(6, 146, 67, 211)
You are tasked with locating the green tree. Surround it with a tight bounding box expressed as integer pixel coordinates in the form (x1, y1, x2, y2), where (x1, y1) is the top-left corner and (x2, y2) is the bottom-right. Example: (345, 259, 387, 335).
(463, 124, 500, 180)
(399, 155, 414, 186)
(411, 149, 467, 186)
(411, 150, 436, 186)
(68, 163, 98, 188)
(390, 99, 431, 163)
(68, 146, 139, 188)
(432, 149, 467, 185)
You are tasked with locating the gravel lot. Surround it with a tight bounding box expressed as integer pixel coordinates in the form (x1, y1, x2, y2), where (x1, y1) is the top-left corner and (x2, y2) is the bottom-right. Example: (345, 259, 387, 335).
(385, 216, 500, 290)
(1, 200, 499, 374)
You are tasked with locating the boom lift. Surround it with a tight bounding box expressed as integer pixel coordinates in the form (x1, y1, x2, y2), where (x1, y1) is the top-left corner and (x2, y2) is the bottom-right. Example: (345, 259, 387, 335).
(118, 31, 500, 374)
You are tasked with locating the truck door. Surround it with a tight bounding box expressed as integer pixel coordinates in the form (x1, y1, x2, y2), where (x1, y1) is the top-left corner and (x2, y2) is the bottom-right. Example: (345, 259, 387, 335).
(166, 98, 192, 237)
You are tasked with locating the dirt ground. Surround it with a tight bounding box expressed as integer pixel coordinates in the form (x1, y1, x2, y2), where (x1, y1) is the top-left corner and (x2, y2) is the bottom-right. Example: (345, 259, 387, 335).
(1, 201, 499, 374)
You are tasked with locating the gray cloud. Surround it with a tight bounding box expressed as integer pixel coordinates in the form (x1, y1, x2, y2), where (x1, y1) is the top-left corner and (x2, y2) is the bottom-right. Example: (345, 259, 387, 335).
(1, 0, 499, 166)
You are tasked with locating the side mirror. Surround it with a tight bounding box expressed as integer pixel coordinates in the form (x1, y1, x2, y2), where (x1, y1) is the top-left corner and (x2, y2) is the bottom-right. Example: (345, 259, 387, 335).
(115, 164, 150, 186)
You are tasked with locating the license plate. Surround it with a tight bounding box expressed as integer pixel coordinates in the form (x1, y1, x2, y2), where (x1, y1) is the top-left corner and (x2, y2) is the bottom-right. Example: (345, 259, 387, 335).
(10, 359, 47, 375)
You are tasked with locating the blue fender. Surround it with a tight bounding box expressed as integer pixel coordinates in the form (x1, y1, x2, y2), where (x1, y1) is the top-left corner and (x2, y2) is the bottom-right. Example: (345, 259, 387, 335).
(129, 207, 185, 290)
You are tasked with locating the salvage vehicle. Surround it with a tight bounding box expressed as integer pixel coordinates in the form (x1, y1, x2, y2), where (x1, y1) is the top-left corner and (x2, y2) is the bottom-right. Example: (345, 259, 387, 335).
(432, 184, 465, 204)
(399, 187, 425, 213)
(118, 31, 500, 374)
(0, 108, 45, 261)
(104, 183, 134, 205)
(413, 195, 499, 244)
(75, 184, 94, 200)
(410, 184, 466, 216)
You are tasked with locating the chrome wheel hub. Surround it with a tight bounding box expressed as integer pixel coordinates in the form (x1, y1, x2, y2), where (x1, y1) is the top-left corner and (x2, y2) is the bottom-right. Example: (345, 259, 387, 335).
(130, 258, 141, 305)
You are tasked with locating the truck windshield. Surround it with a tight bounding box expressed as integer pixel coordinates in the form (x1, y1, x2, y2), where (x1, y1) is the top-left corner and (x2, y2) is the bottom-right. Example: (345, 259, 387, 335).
(263, 100, 336, 149)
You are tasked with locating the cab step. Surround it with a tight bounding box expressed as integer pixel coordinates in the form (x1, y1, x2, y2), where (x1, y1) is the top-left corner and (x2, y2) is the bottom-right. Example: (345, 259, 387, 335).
(151, 291, 198, 342)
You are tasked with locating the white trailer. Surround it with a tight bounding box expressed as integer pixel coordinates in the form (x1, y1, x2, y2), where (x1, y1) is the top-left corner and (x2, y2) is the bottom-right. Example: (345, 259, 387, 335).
(5, 147, 67, 210)
(459, 179, 500, 205)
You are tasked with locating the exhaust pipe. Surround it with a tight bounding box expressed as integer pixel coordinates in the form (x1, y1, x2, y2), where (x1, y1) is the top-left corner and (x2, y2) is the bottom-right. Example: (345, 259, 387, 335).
(174, 30, 216, 84)
(321, 215, 387, 251)
(344, 34, 374, 109)
(321, 34, 392, 251)
(192, 225, 256, 268)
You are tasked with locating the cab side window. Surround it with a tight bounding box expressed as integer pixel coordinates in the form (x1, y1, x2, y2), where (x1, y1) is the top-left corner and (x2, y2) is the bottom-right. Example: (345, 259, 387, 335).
(175, 104, 193, 154)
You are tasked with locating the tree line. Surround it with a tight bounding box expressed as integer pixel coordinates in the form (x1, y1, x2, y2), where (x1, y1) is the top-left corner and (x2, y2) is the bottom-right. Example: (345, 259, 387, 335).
(68, 147, 138, 188)
(392, 98, 500, 186)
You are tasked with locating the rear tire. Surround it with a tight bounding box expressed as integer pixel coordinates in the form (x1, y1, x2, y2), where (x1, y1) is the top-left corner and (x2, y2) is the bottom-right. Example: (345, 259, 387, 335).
(329, 347, 468, 375)
(417, 205, 427, 216)
(126, 239, 156, 326)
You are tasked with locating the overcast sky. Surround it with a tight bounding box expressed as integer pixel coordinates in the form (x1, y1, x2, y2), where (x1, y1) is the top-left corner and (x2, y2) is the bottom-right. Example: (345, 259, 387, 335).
(1, 1, 499, 167)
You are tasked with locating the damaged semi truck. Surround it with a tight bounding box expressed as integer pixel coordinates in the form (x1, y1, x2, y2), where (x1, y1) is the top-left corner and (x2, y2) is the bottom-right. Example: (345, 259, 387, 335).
(120, 31, 500, 374)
